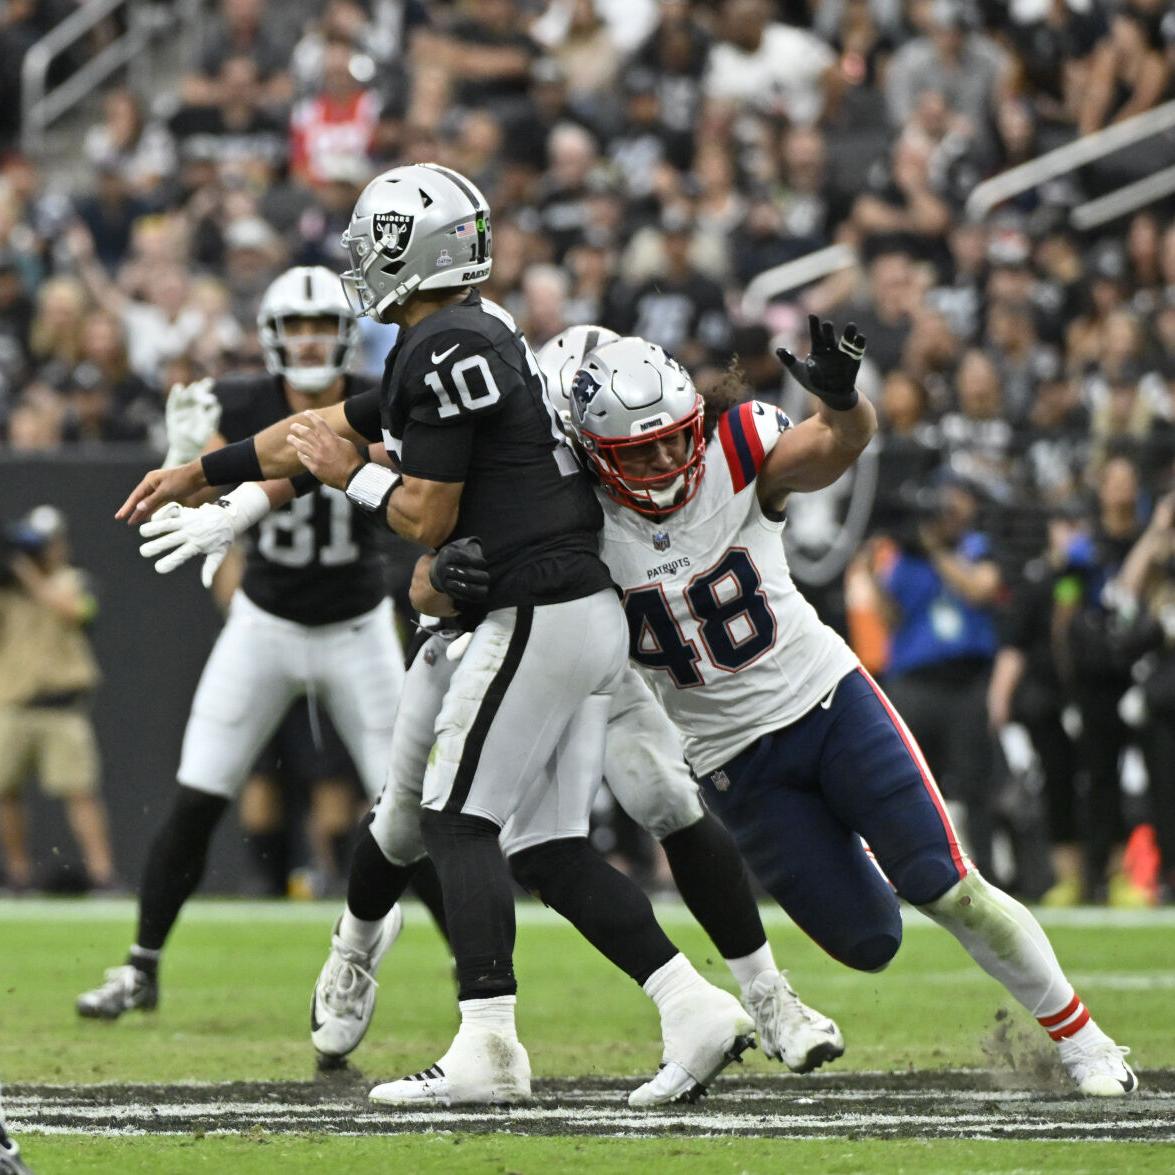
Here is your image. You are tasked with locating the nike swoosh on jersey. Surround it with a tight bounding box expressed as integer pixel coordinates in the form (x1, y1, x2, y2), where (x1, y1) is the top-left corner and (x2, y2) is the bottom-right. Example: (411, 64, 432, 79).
(431, 343, 460, 363)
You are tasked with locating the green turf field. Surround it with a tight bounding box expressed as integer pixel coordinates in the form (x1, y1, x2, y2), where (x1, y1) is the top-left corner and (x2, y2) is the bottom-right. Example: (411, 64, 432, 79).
(2, 899, 1172, 1172)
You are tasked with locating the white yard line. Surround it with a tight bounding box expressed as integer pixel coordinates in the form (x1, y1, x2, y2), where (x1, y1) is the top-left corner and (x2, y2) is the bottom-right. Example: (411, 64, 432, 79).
(3, 898, 1175, 930)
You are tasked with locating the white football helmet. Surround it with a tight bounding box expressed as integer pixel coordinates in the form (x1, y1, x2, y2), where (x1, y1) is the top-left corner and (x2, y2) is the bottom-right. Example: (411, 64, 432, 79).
(570, 336, 705, 517)
(340, 163, 492, 321)
(258, 266, 359, 393)
(536, 324, 621, 422)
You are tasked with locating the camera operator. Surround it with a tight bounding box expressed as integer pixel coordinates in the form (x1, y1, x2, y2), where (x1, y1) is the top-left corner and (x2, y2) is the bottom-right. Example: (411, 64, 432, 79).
(0, 506, 116, 892)
(1110, 489, 1175, 902)
(869, 475, 1001, 876)
(987, 503, 1094, 905)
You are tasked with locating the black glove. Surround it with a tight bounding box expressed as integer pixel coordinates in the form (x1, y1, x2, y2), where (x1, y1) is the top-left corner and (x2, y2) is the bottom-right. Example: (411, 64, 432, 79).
(776, 316, 867, 411)
(429, 536, 490, 601)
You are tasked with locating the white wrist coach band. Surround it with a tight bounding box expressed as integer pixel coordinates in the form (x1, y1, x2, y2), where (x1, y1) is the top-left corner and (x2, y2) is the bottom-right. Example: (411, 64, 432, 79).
(345, 462, 401, 514)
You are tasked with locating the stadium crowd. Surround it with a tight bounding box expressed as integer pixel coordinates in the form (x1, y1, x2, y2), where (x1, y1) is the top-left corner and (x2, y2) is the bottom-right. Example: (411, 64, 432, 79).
(1, 0, 1174, 904)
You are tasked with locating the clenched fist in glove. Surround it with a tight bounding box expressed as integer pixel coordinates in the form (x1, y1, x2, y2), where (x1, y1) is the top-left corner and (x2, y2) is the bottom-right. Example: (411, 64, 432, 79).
(429, 537, 490, 602)
(777, 316, 867, 411)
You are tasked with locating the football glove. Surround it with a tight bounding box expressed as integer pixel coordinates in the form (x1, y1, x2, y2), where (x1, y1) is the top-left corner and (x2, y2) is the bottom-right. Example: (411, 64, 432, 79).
(776, 316, 867, 411)
(139, 483, 270, 587)
(163, 377, 221, 468)
(429, 537, 490, 602)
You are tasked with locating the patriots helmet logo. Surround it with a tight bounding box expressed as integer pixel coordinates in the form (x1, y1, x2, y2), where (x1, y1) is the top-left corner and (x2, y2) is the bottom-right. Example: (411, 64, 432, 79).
(570, 368, 602, 416)
(373, 211, 414, 260)
(652, 529, 671, 552)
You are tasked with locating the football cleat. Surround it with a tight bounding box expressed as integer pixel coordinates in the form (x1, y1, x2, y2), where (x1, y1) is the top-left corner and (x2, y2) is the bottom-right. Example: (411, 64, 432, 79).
(0, 1137, 35, 1175)
(629, 983, 756, 1107)
(310, 905, 403, 1062)
(745, 971, 844, 1073)
(368, 1026, 532, 1106)
(76, 965, 158, 1020)
(1058, 1027, 1139, 1097)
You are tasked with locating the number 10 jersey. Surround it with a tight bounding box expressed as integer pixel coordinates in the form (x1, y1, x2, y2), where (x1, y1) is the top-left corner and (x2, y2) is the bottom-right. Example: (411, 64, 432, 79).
(598, 400, 859, 776)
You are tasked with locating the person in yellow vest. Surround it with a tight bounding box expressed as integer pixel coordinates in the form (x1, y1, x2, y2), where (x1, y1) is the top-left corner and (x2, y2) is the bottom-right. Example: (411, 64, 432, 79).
(0, 506, 116, 892)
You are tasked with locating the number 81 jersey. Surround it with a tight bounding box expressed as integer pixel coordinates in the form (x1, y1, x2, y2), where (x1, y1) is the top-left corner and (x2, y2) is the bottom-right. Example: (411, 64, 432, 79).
(597, 400, 859, 776)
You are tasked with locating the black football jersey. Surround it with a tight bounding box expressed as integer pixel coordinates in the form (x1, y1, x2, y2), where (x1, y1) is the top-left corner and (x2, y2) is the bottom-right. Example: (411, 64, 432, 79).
(214, 373, 388, 626)
(374, 291, 613, 612)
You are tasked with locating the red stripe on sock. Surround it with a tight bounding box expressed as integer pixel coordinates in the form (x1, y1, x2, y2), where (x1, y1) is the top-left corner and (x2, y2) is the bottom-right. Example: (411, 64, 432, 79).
(1049, 1008, 1090, 1041)
(1038, 994, 1081, 1028)
(856, 668, 966, 879)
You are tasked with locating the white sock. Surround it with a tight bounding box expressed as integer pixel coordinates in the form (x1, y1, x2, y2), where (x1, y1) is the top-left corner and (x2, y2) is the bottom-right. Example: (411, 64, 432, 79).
(921, 872, 1078, 1025)
(643, 952, 704, 1014)
(726, 943, 777, 999)
(338, 908, 385, 954)
(459, 994, 518, 1038)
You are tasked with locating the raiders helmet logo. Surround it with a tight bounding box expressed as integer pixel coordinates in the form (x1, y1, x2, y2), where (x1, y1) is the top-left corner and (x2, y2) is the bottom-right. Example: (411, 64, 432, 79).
(373, 211, 414, 260)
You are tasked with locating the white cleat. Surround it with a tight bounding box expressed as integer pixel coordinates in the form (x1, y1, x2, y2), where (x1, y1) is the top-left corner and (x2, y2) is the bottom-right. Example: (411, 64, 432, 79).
(629, 984, 756, 1107)
(310, 905, 404, 1063)
(1059, 1027, 1138, 1097)
(368, 1026, 532, 1106)
(745, 971, 844, 1073)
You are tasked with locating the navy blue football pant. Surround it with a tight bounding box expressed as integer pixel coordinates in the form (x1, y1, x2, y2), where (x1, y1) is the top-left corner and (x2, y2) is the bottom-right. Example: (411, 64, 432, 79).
(699, 668, 968, 972)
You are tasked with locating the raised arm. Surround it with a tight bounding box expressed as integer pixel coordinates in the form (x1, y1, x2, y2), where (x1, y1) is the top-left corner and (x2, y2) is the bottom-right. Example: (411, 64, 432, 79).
(756, 317, 877, 510)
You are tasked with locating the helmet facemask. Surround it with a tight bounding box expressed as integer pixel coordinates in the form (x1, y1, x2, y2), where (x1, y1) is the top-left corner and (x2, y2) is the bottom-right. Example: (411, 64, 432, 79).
(580, 400, 706, 518)
(260, 312, 357, 394)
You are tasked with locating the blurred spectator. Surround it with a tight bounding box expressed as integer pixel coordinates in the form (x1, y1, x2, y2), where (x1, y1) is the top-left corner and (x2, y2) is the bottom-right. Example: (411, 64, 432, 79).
(537, 0, 622, 101)
(610, 210, 732, 369)
(28, 276, 89, 376)
(520, 262, 569, 349)
(0, 505, 117, 892)
(840, 249, 917, 376)
(182, 0, 294, 111)
(536, 122, 601, 261)
(289, 39, 382, 187)
(170, 56, 287, 180)
(885, 0, 1007, 132)
(82, 89, 176, 201)
(940, 348, 1016, 498)
(1022, 369, 1089, 506)
(704, 0, 835, 128)
(871, 476, 1002, 876)
(1078, 6, 1170, 136)
(73, 160, 151, 271)
(4, 381, 67, 451)
(417, 0, 540, 114)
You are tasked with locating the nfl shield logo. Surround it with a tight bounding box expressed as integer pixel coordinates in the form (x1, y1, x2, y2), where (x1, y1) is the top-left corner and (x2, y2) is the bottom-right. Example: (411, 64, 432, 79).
(652, 529, 671, 552)
(373, 211, 414, 260)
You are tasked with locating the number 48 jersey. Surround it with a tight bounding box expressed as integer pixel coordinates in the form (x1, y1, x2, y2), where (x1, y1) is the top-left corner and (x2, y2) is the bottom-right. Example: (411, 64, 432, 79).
(598, 400, 859, 776)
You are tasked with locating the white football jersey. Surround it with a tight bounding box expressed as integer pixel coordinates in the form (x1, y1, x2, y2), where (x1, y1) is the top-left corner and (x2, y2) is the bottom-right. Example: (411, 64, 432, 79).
(598, 400, 860, 776)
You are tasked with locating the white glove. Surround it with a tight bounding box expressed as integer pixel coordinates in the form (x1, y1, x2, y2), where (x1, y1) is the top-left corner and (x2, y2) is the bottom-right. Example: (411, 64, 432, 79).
(139, 483, 271, 587)
(163, 378, 221, 468)
(445, 631, 474, 662)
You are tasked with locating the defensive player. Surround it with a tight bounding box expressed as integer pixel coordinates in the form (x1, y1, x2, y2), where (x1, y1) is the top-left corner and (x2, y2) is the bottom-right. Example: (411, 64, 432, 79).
(76, 266, 407, 1019)
(115, 164, 754, 1107)
(553, 321, 1136, 1097)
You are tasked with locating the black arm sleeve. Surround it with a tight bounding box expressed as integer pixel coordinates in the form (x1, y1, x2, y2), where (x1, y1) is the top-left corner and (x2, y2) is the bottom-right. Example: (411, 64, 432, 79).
(344, 388, 383, 442)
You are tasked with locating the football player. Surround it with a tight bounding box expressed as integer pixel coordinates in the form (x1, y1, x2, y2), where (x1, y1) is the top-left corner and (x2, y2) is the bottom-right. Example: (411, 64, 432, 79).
(76, 266, 408, 1020)
(115, 165, 755, 1108)
(543, 321, 1134, 1098)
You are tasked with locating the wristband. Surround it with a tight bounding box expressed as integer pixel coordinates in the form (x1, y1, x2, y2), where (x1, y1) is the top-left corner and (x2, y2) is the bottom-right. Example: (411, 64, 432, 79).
(202, 438, 263, 486)
(345, 462, 400, 514)
(216, 481, 272, 534)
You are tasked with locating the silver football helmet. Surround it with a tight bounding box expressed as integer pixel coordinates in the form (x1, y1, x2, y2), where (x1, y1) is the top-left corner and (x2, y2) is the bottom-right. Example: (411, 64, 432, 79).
(340, 163, 492, 321)
(569, 336, 706, 517)
(258, 266, 359, 393)
(536, 325, 621, 422)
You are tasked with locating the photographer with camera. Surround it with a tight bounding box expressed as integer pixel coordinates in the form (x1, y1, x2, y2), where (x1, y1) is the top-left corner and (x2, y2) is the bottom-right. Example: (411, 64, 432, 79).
(0, 506, 116, 892)
(868, 474, 1001, 876)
